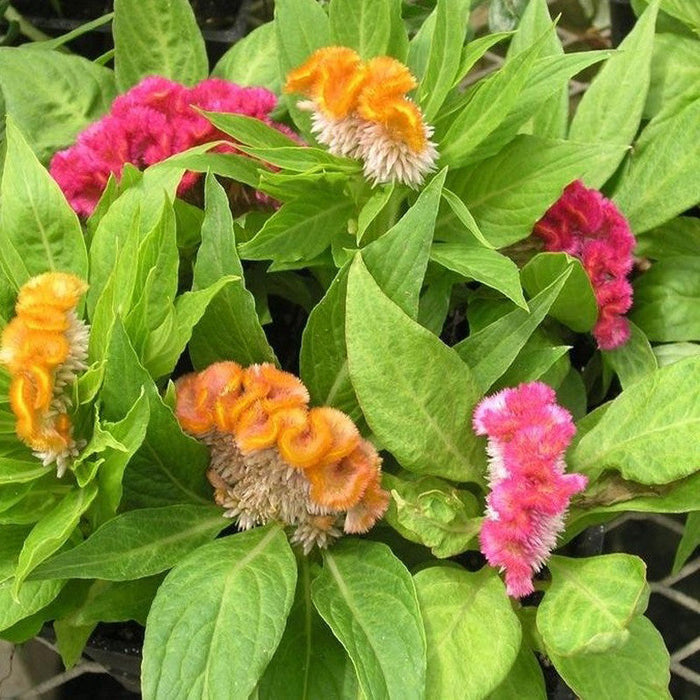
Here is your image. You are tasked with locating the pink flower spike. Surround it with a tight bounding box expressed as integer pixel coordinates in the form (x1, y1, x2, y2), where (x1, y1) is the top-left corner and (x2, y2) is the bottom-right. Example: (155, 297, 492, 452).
(474, 382, 587, 598)
(533, 180, 636, 350)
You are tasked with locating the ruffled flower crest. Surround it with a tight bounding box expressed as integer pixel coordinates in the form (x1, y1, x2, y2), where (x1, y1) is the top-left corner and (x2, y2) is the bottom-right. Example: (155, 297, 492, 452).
(175, 362, 389, 552)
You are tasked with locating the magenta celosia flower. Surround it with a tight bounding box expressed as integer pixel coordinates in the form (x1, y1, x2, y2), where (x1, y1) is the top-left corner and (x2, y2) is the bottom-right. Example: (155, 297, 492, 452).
(533, 180, 636, 350)
(50, 76, 289, 217)
(473, 382, 587, 598)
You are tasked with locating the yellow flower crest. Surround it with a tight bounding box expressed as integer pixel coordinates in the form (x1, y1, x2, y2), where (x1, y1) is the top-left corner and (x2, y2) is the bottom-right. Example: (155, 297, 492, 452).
(175, 362, 390, 552)
(0, 272, 89, 475)
(285, 47, 438, 187)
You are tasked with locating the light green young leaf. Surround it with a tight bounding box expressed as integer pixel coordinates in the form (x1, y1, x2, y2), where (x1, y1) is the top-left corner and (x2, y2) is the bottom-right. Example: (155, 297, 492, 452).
(654, 342, 700, 368)
(603, 322, 658, 390)
(356, 183, 396, 243)
(0, 579, 64, 633)
(312, 540, 426, 700)
(672, 512, 700, 575)
(142, 525, 296, 700)
(414, 566, 522, 700)
(0, 457, 53, 485)
(453, 32, 513, 87)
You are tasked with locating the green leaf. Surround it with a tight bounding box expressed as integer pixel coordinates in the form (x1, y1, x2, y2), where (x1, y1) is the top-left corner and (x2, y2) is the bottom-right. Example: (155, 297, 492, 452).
(312, 539, 426, 700)
(0, 579, 64, 633)
(53, 619, 96, 669)
(212, 22, 281, 93)
(142, 525, 296, 700)
(453, 32, 513, 87)
(538, 554, 649, 656)
(414, 566, 522, 699)
(202, 112, 299, 150)
(113, 0, 208, 90)
(631, 257, 700, 342)
(549, 616, 671, 700)
(346, 255, 485, 482)
(635, 216, 700, 260)
(654, 342, 700, 368)
(521, 253, 597, 332)
(29, 505, 229, 581)
(449, 135, 627, 247)
(0, 525, 32, 584)
(0, 117, 88, 287)
(487, 643, 546, 699)
(570, 356, 700, 484)
(455, 267, 571, 391)
(356, 182, 396, 243)
(0, 47, 116, 162)
(258, 557, 358, 699)
(431, 242, 527, 308)
(603, 322, 658, 390)
(0, 458, 53, 485)
(189, 175, 276, 368)
(673, 512, 700, 574)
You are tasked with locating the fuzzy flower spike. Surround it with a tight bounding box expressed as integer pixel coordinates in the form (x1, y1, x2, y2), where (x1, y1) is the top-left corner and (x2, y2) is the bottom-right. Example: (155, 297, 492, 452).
(473, 382, 587, 598)
(0, 273, 89, 476)
(175, 362, 390, 552)
(285, 47, 438, 187)
(533, 180, 636, 350)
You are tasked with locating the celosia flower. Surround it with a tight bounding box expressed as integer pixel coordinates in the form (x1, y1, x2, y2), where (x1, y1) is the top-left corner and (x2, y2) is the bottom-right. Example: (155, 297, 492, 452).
(175, 362, 390, 552)
(473, 382, 587, 598)
(50, 76, 289, 217)
(285, 47, 438, 187)
(0, 273, 89, 476)
(533, 180, 636, 350)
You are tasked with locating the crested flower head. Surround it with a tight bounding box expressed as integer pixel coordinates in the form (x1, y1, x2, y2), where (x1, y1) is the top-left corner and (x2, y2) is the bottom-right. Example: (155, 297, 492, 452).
(473, 382, 587, 598)
(533, 180, 636, 350)
(284, 47, 437, 187)
(50, 76, 288, 217)
(175, 362, 389, 552)
(0, 272, 89, 476)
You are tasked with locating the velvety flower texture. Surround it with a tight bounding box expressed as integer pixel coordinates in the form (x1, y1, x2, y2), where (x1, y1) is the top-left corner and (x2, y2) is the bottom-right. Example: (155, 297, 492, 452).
(175, 362, 389, 552)
(533, 180, 636, 350)
(473, 382, 587, 598)
(50, 76, 285, 217)
(0, 273, 89, 475)
(285, 47, 438, 187)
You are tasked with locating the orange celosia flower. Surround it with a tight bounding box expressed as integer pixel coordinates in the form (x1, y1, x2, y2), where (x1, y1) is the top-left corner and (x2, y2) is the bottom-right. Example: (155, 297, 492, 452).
(0, 272, 89, 475)
(174, 362, 390, 552)
(284, 46, 437, 187)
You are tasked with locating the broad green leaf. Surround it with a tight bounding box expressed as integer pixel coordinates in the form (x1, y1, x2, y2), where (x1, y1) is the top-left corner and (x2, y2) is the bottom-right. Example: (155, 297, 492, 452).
(431, 242, 527, 308)
(0, 118, 87, 287)
(407, 8, 437, 80)
(569, 1, 659, 154)
(113, 0, 208, 90)
(0, 458, 53, 485)
(570, 356, 700, 484)
(417, 268, 456, 335)
(29, 505, 229, 581)
(258, 557, 358, 699)
(312, 540, 426, 700)
(449, 135, 627, 247)
(631, 257, 700, 342)
(202, 112, 299, 150)
(13, 483, 98, 595)
(142, 525, 296, 700)
(453, 32, 513, 87)
(53, 619, 96, 669)
(613, 98, 700, 233)
(356, 183, 396, 243)
(549, 616, 671, 700)
(0, 525, 32, 584)
(654, 342, 700, 368)
(635, 216, 700, 260)
(603, 322, 658, 389)
(190, 175, 276, 368)
(414, 566, 522, 699)
(673, 512, 700, 575)
(0, 579, 64, 633)
(487, 643, 546, 699)
(212, 22, 281, 93)
(521, 253, 597, 332)
(0, 47, 116, 162)
(455, 267, 571, 391)
(346, 255, 485, 482)
(538, 555, 649, 656)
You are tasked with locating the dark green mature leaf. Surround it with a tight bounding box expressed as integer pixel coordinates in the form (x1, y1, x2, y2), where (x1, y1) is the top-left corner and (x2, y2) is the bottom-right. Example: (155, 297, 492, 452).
(0, 47, 116, 162)
(414, 566, 522, 699)
(603, 322, 658, 390)
(0, 579, 64, 633)
(635, 217, 700, 260)
(449, 135, 627, 247)
(312, 540, 426, 700)
(0, 526, 33, 584)
(113, 0, 208, 90)
(29, 505, 228, 581)
(190, 175, 276, 368)
(346, 256, 485, 482)
(549, 616, 671, 700)
(487, 642, 546, 699)
(631, 257, 700, 342)
(142, 525, 296, 700)
(0, 118, 87, 287)
(538, 555, 649, 656)
(570, 357, 700, 484)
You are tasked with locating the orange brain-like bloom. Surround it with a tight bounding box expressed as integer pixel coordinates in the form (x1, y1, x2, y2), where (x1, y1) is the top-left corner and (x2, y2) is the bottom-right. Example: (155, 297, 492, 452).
(0, 272, 89, 475)
(175, 362, 389, 552)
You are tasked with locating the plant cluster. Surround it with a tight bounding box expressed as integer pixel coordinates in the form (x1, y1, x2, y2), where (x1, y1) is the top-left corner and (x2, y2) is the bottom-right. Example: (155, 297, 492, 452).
(0, 0, 698, 698)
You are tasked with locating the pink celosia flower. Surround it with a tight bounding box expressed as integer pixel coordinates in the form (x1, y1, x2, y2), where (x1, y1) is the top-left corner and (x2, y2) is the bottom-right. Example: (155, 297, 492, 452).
(473, 382, 587, 598)
(50, 76, 290, 217)
(533, 180, 636, 350)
